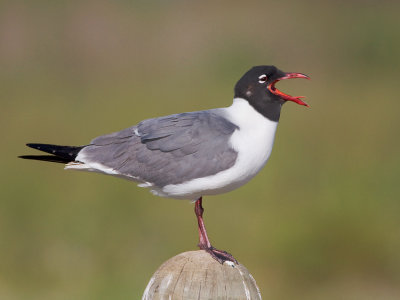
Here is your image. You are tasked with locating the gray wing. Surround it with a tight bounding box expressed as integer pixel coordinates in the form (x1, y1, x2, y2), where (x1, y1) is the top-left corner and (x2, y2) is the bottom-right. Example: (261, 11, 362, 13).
(78, 111, 238, 187)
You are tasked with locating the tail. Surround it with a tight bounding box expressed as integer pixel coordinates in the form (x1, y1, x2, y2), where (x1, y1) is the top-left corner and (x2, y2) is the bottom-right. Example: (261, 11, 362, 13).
(19, 143, 85, 164)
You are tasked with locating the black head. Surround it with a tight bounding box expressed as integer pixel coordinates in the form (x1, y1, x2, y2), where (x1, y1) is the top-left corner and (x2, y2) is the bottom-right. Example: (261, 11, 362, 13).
(234, 65, 310, 122)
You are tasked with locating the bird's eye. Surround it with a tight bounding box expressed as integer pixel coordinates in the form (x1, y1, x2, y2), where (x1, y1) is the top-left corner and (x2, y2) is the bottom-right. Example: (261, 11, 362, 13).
(258, 74, 268, 83)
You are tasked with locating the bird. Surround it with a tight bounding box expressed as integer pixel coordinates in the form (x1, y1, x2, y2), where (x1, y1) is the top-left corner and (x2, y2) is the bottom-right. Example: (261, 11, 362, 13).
(20, 65, 310, 264)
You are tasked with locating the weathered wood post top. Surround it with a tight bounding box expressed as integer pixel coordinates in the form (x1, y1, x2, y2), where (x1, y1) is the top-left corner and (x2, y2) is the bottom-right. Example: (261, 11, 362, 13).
(143, 250, 262, 299)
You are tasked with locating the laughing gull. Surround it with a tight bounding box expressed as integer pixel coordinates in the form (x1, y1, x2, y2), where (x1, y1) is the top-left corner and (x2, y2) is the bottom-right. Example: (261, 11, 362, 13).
(20, 65, 310, 264)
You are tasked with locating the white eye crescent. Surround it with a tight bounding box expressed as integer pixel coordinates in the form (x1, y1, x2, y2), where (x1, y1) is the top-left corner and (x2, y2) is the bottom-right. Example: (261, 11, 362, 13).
(258, 74, 268, 83)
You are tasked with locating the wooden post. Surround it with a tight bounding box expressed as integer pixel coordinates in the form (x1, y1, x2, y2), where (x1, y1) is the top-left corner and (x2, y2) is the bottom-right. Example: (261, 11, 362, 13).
(142, 250, 262, 299)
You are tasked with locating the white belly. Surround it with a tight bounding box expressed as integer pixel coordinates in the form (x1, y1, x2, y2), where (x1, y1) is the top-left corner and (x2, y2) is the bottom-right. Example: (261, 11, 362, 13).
(154, 98, 278, 200)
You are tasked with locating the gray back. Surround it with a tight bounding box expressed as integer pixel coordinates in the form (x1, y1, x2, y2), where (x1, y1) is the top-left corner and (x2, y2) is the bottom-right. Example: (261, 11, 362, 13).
(80, 110, 239, 187)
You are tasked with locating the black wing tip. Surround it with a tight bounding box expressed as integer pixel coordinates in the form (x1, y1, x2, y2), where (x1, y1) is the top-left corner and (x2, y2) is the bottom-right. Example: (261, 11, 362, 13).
(18, 155, 71, 163)
(26, 143, 50, 150)
(22, 143, 84, 163)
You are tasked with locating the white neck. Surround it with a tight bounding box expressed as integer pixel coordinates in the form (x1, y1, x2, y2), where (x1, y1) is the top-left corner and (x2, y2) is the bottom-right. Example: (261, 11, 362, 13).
(223, 97, 279, 129)
(212, 97, 279, 186)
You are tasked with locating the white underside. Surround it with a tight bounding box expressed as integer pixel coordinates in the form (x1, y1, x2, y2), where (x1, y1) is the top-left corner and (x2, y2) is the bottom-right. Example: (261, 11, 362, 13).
(66, 98, 278, 200)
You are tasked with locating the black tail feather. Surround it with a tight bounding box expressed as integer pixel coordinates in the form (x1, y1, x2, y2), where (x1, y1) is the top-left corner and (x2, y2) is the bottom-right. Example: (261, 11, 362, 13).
(19, 155, 73, 164)
(20, 143, 85, 164)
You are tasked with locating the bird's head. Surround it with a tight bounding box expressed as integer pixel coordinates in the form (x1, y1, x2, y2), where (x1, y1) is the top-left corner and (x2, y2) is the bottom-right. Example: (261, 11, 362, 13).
(234, 65, 310, 121)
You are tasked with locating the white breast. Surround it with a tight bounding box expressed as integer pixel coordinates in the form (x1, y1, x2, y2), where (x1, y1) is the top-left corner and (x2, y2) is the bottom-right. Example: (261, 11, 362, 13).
(155, 98, 279, 200)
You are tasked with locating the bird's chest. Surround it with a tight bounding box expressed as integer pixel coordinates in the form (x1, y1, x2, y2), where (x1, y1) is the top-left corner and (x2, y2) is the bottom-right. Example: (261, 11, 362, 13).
(229, 120, 277, 179)
(221, 98, 279, 181)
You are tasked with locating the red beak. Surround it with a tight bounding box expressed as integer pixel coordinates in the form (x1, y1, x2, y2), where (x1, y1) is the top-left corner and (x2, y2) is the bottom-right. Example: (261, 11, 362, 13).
(267, 72, 310, 107)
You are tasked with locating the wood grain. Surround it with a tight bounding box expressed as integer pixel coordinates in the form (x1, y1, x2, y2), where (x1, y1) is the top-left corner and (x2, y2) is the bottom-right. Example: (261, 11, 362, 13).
(142, 250, 262, 299)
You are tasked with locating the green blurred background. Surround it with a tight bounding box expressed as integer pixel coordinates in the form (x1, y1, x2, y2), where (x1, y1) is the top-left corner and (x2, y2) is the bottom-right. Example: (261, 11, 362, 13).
(1, 0, 400, 299)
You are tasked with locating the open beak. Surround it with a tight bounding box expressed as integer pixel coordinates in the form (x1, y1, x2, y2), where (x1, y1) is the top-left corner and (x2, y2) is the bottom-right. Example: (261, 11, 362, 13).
(267, 72, 310, 107)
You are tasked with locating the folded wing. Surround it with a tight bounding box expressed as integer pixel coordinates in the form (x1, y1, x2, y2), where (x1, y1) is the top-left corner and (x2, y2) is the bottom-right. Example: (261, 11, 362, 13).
(75, 110, 239, 187)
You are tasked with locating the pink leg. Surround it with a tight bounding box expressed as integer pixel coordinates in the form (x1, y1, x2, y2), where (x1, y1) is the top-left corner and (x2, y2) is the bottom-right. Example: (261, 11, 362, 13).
(194, 197, 238, 264)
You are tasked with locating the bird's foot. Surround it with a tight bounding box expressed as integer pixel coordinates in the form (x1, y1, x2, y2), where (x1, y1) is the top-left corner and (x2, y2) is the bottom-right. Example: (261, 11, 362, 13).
(200, 245, 238, 265)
